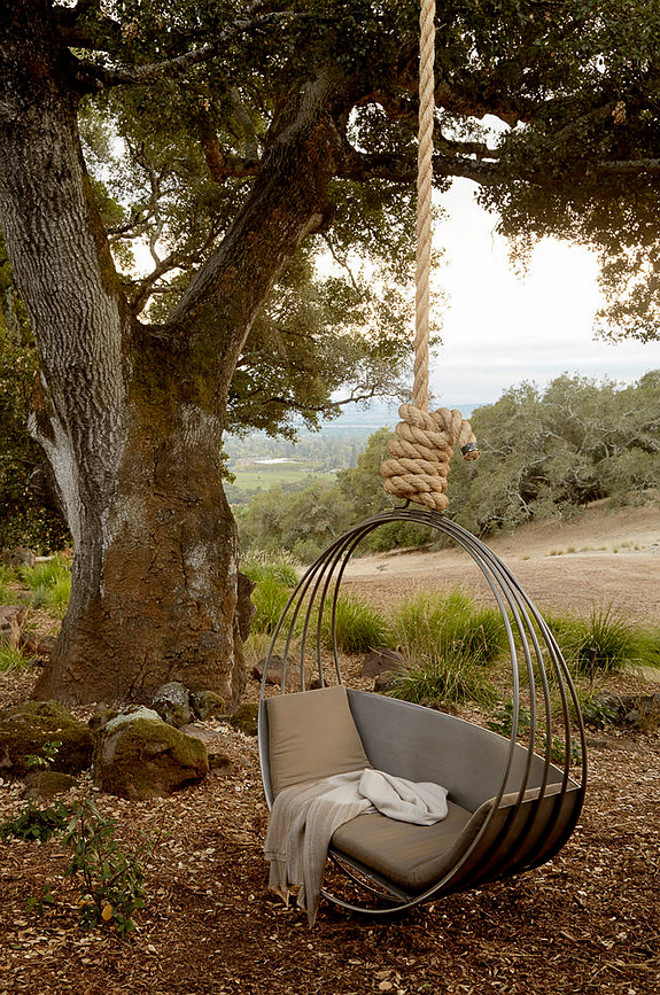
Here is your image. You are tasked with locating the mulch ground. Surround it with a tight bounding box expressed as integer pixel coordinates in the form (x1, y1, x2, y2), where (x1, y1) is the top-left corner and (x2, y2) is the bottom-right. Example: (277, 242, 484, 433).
(1, 663, 659, 995)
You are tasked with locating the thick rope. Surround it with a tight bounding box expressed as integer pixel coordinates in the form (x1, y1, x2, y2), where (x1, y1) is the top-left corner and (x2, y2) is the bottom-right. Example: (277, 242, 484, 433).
(414, 0, 435, 412)
(382, 405, 480, 511)
(381, 0, 480, 511)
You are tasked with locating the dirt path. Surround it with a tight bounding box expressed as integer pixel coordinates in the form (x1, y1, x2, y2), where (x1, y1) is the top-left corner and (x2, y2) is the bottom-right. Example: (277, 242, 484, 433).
(344, 550, 660, 622)
(342, 500, 660, 623)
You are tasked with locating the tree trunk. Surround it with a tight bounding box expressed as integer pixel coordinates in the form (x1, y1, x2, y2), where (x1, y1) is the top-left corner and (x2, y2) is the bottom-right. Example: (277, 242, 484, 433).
(0, 4, 244, 704)
(36, 353, 246, 705)
(0, 3, 348, 704)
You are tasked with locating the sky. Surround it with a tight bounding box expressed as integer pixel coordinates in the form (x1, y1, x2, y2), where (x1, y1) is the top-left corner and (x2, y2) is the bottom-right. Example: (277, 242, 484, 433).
(429, 179, 660, 409)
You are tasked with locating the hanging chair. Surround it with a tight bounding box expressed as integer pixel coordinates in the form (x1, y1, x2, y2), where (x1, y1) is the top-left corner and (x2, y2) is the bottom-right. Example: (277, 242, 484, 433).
(258, 507, 587, 915)
(257, 0, 586, 916)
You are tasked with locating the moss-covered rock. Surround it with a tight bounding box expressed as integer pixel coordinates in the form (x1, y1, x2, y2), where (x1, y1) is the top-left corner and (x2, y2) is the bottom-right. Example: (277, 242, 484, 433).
(151, 682, 193, 728)
(229, 702, 259, 737)
(0, 700, 93, 776)
(190, 690, 226, 721)
(22, 770, 78, 800)
(93, 714, 209, 800)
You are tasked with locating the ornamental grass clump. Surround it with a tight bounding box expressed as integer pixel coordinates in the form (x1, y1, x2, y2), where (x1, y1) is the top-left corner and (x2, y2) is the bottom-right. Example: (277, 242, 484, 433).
(388, 651, 497, 708)
(387, 590, 503, 707)
(322, 595, 390, 654)
(392, 590, 506, 669)
(241, 554, 299, 635)
(0, 564, 17, 604)
(547, 606, 640, 676)
(0, 644, 33, 673)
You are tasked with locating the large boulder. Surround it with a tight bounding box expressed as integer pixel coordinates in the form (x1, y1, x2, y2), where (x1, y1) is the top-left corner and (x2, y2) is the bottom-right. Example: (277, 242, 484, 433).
(0, 700, 93, 776)
(93, 710, 209, 800)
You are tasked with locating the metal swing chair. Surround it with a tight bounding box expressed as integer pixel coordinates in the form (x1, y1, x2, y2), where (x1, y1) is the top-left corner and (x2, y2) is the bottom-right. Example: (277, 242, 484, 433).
(258, 506, 587, 915)
(257, 0, 586, 915)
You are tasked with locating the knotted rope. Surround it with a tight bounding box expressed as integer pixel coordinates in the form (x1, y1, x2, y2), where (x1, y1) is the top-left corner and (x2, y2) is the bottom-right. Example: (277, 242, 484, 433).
(381, 0, 479, 511)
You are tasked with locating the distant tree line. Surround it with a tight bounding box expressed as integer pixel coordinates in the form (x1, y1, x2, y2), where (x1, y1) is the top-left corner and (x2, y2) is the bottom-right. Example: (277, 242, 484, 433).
(238, 372, 660, 560)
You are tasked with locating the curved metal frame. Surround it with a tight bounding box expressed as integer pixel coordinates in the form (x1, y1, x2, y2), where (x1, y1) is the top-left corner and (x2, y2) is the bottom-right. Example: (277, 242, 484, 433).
(258, 509, 587, 915)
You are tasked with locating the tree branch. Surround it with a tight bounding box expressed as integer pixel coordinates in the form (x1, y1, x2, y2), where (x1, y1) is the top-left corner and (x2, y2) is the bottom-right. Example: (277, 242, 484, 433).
(54, 0, 122, 52)
(199, 112, 260, 181)
(70, 6, 314, 92)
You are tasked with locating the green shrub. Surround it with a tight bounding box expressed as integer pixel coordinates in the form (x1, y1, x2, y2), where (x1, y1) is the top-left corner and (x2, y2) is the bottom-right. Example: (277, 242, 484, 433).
(392, 590, 506, 668)
(322, 595, 390, 654)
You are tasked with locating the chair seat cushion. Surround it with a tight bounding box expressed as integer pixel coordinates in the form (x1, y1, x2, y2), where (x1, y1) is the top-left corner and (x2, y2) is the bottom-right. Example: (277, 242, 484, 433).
(267, 685, 371, 797)
(332, 781, 573, 893)
(331, 800, 475, 892)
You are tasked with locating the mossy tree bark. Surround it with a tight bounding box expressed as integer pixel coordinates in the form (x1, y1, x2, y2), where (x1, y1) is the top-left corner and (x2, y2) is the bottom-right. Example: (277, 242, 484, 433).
(0, 2, 348, 703)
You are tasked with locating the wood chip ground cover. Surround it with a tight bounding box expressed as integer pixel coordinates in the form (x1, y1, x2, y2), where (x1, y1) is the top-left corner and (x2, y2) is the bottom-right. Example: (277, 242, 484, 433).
(1, 666, 659, 995)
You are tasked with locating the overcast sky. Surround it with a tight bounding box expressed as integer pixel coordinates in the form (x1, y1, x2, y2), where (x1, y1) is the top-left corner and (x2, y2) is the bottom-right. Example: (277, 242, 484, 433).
(430, 180, 660, 408)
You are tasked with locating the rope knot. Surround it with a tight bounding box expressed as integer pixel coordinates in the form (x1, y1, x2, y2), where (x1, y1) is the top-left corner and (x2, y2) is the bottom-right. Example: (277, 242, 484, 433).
(381, 404, 480, 512)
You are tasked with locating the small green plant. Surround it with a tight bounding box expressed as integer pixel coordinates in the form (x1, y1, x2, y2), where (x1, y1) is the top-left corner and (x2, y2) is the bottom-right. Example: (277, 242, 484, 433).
(487, 699, 531, 738)
(19, 554, 71, 615)
(578, 694, 616, 730)
(25, 739, 62, 769)
(487, 700, 582, 765)
(1, 800, 72, 843)
(0, 644, 33, 672)
(62, 796, 149, 938)
(27, 882, 56, 917)
(0, 741, 69, 843)
(322, 595, 390, 654)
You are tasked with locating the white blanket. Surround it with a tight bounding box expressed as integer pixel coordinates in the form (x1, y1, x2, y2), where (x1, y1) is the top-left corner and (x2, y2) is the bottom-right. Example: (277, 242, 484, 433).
(264, 769, 448, 925)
